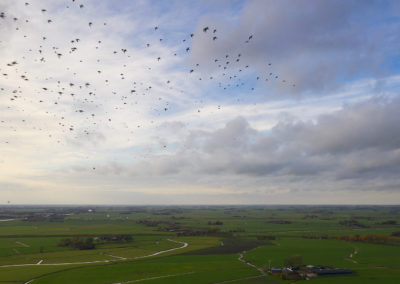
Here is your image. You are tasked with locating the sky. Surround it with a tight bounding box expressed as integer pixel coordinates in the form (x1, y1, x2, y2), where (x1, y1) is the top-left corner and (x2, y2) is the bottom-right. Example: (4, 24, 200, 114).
(0, 0, 400, 205)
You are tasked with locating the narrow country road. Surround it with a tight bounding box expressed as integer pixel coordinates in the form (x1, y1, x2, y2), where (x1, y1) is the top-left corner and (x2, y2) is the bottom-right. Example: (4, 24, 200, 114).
(115, 271, 195, 283)
(238, 251, 265, 275)
(345, 247, 359, 264)
(212, 251, 266, 284)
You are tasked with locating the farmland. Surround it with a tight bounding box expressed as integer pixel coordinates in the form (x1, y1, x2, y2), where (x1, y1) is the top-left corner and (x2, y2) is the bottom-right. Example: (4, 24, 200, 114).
(1, 205, 400, 283)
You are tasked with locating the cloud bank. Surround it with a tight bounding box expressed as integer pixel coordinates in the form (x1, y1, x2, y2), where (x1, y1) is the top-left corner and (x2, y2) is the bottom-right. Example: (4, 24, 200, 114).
(0, 0, 399, 204)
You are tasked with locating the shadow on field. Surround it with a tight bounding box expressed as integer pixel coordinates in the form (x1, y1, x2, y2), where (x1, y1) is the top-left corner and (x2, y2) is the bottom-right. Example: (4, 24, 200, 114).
(182, 238, 275, 255)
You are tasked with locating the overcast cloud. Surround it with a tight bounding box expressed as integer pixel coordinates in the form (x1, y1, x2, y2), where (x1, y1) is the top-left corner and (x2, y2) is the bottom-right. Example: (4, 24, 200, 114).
(190, 0, 400, 95)
(0, 0, 399, 204)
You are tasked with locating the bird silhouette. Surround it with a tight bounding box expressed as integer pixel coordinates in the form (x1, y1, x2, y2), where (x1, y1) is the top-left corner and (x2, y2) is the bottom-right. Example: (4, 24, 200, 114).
(0, 1, 297, 169)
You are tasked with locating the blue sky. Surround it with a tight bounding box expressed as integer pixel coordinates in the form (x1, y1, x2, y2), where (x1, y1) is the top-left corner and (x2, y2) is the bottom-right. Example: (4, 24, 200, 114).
(0, 0, 400, 204)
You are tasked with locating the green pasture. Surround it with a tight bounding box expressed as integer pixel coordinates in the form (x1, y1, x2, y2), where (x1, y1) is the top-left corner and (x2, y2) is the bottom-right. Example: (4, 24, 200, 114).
(0, 237, 221, 283)
(0, 237, 191, 266)
(0, 205, 399, 283)
(31, 254, 260, 284)
(244, 238, 355, 269)
(244, 238, 400, 283)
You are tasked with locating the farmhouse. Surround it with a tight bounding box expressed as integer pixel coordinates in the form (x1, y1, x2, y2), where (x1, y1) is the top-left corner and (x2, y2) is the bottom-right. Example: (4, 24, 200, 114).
(269, 265, 353, 280)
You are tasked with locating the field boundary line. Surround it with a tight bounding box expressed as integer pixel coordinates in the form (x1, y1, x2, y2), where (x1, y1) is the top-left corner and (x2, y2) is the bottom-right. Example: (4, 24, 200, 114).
(117, 271, 195, 283)
(212, 275, 264, 284)
(104, 254, 127, 260)
(133, 239, 187, 259)
(16, 241, 30, 247)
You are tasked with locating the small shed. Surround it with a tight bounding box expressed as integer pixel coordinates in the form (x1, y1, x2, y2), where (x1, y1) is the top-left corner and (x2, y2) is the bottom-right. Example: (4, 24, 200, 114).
(271, 267, 282, 273)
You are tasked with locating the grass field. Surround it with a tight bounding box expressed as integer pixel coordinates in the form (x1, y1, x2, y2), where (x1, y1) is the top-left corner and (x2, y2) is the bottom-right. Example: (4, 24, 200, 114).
(0, 205, 399, 283)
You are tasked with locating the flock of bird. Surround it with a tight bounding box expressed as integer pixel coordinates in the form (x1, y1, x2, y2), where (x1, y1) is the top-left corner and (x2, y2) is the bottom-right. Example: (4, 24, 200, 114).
(0, 1, 296, 166)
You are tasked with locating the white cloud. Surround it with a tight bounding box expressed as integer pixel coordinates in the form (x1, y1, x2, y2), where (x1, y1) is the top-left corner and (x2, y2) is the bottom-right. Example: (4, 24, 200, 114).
(0, 0, 399, 204)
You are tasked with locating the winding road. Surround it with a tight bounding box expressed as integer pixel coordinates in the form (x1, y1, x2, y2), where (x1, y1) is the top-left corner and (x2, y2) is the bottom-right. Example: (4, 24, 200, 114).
(238, 251, 265, 275)
(212, 251, 265, 284)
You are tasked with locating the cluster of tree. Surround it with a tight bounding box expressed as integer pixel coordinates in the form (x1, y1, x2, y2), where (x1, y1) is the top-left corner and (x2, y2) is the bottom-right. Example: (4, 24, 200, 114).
(281, 271, 303, 281)
(207, 220, 223, 225)
(177, 230, 205, 236)
(58, 237, 95, 250)
(377, 220, 397, 225)
(280, 254, 320, 280)
(0, 215, 14, 219)
(151, 208, 185, 215)
(309, 209, 334, 215)
(97, 234, 132, 242)
(171, 216, 186, 220)
(284, 254, 303, 267)
(230, 228, 245, 232)
(136, 219, 175, 227)
(256, 235, 276, 240)
(208, 226, 221, 233)
(152, 212, 172, 215)
(301, 234, 329, 240)
(160, 223, 181, 232)
(269, 220, 292, 224)
(176, 227, 232, 237)
(23, 214, 65, 222)
(302, 214, 318, 219)
(300, 233, 400, 245)
(336, 234, 400, 245)
(338, 219, 368, 228)
(119, 208, 147, 214)
(352, 215, 374, 220)
(391, 231, 400, 237)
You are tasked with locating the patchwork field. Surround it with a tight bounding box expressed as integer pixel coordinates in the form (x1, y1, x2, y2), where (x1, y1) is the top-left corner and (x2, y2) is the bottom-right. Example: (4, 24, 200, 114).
(0, 205, 399, 283)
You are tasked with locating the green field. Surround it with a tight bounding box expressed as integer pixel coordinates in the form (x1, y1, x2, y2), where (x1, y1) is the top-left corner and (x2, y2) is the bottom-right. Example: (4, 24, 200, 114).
(0, 205, 399, 283)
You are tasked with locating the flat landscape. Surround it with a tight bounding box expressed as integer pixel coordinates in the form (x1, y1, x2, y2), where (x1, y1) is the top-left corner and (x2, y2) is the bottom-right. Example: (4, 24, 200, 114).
(1, 205, 400, 283)
(1, 1, 400, 283)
